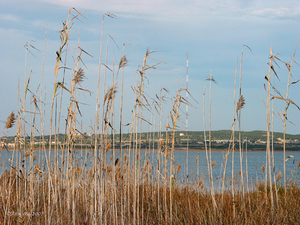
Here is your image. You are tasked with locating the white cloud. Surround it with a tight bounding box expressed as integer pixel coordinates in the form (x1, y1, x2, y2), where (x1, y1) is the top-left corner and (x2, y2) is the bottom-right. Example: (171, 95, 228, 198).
(31, 20, 62, 31)
(31, 0, 300, 22)
(250, 7, 300, 20)
(0, 13, 21, 22)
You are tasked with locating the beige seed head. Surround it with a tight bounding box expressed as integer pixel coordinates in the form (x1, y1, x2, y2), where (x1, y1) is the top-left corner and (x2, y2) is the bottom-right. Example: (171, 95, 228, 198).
(177, 165, 181, 174)
(5, 111, 16, 129)
(149, 165, 152, 173)
(211, 161, 216, 167)
(198, 177, 203, 187)
(237, 95, 245, 111)
(261, 165, 265, 174)
(276, 171, 282, 181)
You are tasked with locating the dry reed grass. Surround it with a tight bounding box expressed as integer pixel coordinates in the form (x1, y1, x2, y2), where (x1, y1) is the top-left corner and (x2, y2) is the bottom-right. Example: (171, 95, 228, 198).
(1, 8, 299, 225)
(1, 168, 300, 224)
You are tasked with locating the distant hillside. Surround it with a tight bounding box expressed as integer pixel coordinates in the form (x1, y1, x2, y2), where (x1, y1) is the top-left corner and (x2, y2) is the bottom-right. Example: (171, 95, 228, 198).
(180, 130, 300, 143)
(126, 130, 300, 143)
(2, 130, 300, 145)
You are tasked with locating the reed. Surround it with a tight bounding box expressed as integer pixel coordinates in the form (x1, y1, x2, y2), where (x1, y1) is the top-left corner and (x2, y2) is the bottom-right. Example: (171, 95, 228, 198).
(203, 72, 218, 211)
(282, 44, 299, 195)
(1, 9, 300, 225)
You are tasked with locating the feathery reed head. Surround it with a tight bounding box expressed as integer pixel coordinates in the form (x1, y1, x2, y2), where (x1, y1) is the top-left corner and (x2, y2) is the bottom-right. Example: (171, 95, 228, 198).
(5, 111, 16, 129)
(119, 55, 128, 69)
(104, 84, 117, 104)
(261, 165, 265, 174)
(73, 68, 85, 84)
(237, 95, 245, 111)
(276, 171, 282, 181)
(198, 177, 203, 187)
(176, 165, 181, 174)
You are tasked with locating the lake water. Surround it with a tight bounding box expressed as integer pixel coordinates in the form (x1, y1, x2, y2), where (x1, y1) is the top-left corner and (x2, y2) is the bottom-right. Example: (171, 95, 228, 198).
(1, 149, 299, 190)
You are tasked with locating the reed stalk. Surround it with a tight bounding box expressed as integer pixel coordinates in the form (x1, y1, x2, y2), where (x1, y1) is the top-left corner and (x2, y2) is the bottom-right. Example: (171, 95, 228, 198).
(282, 44, 298, 196)
(238, 46, 245, 199)
(203, 74, 217, 211)
(119, 43, 127, 225)
(271, 65, 279, 205)
(208, 70, 216, 208)
(266, 46, 274, 208)
(221, 58, 238, 218)
(93, 13, 112, 224)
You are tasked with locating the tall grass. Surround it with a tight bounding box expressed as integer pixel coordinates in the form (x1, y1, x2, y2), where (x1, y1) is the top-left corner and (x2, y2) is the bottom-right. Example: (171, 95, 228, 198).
(0, 9, 300, 225)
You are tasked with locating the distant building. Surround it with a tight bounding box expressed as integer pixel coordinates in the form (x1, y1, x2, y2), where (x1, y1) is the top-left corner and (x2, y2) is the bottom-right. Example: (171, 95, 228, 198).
(256, 139, 266, 144)
(276, 138, 292, 144)
(216, 140, 230, 143)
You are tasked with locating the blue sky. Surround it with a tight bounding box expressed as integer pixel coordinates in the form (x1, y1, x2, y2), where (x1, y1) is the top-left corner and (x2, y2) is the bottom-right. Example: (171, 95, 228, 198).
(0, 0, 300, 137)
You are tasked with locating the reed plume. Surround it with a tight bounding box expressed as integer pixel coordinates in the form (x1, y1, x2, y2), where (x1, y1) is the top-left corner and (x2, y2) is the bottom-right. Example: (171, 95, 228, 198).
(118, 55, 128, 70)
(276, 171, 282, 181)
(237, 95, 245, 111)
(5, 111, 16, 129)
(73, 68, 85, 85)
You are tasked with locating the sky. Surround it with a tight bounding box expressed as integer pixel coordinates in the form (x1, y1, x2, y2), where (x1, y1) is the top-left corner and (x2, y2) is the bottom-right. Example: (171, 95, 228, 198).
(0, 0, 300, 137)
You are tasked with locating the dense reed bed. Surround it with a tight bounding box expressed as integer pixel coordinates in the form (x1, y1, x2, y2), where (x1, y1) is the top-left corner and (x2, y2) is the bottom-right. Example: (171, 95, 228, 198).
(1, 8, 299, 224)
(1, 168, 300, 224)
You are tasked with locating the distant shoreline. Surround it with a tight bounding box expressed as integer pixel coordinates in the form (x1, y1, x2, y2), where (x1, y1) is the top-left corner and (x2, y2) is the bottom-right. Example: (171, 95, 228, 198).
(1, 148, 299, 153)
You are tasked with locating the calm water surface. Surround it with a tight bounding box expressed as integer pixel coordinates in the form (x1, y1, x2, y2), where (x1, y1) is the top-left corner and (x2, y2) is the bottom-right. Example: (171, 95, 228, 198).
(1, 149, 299, 190)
